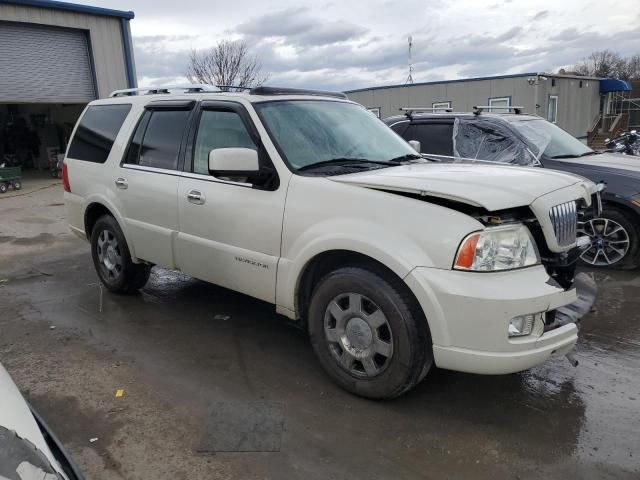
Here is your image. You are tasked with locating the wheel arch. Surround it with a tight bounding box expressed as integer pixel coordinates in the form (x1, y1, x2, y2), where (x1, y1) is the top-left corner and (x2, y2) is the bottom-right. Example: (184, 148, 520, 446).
(603, 199, 640, 226)
(294, 249, 433, 340)
(83, 198, 138, 261)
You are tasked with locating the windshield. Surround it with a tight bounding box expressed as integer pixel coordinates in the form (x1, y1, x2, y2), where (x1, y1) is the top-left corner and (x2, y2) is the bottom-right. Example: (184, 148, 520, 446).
(509, 118, 594, 159)
(254, 100, 419, 171)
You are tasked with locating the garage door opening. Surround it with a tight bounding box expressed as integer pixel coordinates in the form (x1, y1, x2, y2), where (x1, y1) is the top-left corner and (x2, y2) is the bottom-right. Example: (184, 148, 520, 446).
(1, 103, 86, 178)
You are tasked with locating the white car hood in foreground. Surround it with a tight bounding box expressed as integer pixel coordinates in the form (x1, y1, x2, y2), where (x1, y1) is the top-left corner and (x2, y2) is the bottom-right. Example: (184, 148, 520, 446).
(330, 162, 586, 211)
(0, 363, 68, 479)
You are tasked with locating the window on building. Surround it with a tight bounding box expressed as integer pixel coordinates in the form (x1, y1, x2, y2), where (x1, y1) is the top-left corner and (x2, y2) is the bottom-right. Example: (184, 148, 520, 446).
(67, 104, 131, 163)
(432, 101, 451, 112)
(404, 123, 454, 156)
(547, 95, 558, 124)
(193, 110, 257, 175)
(488, 97, 511, 112)
(367, 107, 381, 118)
(124, 109, 190, 170)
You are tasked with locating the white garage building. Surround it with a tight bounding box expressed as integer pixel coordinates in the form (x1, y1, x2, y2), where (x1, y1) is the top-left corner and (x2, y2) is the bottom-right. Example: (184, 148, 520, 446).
(0, 0, 136, 171)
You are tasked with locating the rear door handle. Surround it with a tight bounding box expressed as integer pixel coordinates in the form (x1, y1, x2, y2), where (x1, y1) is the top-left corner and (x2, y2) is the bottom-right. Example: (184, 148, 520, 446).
(115, 177, 128, 189)
(187, 190, 205, 205)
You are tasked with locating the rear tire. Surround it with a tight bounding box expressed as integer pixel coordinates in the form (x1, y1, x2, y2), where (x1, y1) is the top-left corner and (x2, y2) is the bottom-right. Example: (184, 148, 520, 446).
(90, 215, 151, 293)
(12, 181, 21, 190)
(308, 266, 432, 399)
(579, 206, 640, 269)
(0, 183, 7, 194)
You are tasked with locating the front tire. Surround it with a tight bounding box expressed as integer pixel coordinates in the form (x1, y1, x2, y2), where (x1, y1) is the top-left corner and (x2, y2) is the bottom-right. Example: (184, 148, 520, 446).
(579, 206, 640, 269)
(308, 266, 432, 399)
(90, 215, 151, 293)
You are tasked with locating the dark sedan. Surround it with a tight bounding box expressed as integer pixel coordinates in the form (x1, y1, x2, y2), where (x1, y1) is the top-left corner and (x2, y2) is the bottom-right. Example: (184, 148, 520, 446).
(384, 111, 640, 269)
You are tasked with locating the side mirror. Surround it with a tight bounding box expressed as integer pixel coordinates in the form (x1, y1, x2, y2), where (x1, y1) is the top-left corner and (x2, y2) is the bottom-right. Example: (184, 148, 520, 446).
(408, 140, 421, 153)
(209, 148, 259, 180)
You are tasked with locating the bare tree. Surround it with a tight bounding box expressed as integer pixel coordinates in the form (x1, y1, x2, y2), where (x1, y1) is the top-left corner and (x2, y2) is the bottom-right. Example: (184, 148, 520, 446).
(185, 40, 269, 90)
(571, 50, 640, 80)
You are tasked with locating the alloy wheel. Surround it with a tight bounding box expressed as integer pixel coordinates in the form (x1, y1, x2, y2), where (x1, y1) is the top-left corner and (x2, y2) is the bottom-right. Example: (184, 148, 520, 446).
(578, 217, 630, 266)
(96, 229, 123, 280)
(324, 292, 394, 378)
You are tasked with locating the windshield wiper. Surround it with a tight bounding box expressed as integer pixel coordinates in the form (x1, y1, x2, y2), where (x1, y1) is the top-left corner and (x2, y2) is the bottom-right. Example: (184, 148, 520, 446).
(388, 153, 424, 162)
(550, 151, 600, 159)
(297, 158, 397, 172)
(577, 151, 602, 157)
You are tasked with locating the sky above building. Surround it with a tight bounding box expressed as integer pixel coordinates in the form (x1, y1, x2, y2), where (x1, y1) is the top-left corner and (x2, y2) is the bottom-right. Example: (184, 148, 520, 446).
(81, 0, 639, 90)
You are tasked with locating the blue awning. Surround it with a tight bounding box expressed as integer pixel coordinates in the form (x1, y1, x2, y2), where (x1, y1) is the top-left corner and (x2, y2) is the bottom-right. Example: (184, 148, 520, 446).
(600, 78, 632, 93)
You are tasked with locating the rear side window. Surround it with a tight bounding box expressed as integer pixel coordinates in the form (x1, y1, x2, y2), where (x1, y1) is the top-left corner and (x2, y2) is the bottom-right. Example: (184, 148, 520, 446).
(67, 104, 131, 163)
(404, 123, 454, 156)
(124, 109, 190, 170)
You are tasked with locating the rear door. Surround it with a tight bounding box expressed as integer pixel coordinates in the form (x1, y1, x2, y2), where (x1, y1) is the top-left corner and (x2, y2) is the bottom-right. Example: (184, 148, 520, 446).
(116, 100, 194, 267)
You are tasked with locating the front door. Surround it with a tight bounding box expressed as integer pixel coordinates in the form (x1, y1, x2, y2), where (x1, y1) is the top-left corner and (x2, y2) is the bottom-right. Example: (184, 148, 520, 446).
(175, 101, 287, 303)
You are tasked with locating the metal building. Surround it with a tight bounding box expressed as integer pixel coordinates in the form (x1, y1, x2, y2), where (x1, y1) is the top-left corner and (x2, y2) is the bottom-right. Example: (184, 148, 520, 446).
(345, 73, 631, 144)
(0, 0, 136, 171)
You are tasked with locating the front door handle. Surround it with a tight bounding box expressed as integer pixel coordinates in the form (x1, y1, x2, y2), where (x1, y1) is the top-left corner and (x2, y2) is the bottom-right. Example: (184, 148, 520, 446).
(115, 177, 128, 189)
(187, 190, 205, 205)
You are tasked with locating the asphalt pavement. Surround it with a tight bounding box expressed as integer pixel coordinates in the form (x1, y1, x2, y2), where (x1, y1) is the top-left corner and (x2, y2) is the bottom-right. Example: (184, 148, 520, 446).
(0, 182, 638, 479)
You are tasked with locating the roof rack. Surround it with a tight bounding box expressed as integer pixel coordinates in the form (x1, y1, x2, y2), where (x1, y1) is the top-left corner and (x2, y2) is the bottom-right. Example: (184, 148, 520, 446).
(109, 84, 219, 97)
(249, 86, 347, 99)
(216, 85, 252, 91)
(400, 106, 454, 117)
(473, 105, 525, 115)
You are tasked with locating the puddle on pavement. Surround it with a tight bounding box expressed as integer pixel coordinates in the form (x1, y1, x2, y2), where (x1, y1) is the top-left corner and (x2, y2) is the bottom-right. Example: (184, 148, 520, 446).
(2, 257, 639, 477)
(15, 217, 56, 224)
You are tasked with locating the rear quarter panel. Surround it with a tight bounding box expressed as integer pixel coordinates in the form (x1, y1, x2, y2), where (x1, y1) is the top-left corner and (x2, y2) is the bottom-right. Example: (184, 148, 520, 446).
(63, 102, 143, 258)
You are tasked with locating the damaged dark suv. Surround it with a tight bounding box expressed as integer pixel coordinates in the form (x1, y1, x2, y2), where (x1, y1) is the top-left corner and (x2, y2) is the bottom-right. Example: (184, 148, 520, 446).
(385, 110, 640, 269)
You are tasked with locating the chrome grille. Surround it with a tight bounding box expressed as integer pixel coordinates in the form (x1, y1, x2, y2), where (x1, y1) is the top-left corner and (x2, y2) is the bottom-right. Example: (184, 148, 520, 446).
(549, 201, 577, 247)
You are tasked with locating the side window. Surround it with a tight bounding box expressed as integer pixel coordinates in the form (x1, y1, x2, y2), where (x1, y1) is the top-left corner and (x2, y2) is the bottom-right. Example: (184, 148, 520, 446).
(139, 110, 190, 170)
(67, 104, 131, 163)
(193, 110, 257, 175)
(404, 123, 453, 156)
(124, 111, 151, 165)
(389, 121, 409, 137)
(124, 109, 190, 170)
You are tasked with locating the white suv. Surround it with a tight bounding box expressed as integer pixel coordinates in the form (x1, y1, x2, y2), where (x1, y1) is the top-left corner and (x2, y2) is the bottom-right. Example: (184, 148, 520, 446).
(64, 85, 598, 399)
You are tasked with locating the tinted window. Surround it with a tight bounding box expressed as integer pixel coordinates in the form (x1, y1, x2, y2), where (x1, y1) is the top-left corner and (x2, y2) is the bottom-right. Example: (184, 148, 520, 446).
(67, 104, 131, 163)
(126, 110, 190, 170)
(404, 123, 453, 156)
(389, 121, 409, 136)
(124, 111, 151, 165)
(193, 110, 257, 175)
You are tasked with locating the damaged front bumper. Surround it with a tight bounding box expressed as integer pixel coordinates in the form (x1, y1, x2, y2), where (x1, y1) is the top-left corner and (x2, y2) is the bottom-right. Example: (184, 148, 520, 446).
(404, 265, 596, 375)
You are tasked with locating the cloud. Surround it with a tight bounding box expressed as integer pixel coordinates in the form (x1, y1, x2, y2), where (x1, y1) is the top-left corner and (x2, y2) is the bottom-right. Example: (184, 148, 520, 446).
(532, 10, 549, 21)
(237, 7, 368, 48)
(124, 0, 640, 90)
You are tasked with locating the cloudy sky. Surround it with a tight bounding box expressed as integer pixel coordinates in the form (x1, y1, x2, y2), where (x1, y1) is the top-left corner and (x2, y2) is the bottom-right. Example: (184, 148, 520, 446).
(83, 0, 639, 90)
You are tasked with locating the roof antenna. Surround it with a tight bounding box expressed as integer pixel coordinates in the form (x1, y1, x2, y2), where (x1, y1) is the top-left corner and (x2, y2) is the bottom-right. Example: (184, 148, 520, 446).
(405, 35, 414, 85)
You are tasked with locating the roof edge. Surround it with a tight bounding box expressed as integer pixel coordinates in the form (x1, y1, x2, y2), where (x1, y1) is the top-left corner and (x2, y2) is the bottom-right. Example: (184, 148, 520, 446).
(344, 72, 606, 94)
(1, 0, 134, 19)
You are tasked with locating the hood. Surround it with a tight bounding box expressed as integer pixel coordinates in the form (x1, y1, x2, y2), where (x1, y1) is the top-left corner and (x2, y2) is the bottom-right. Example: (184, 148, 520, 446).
(330, 162, 586, 211)
(555, 152, 640, 174)
(0, 363, 68, 479)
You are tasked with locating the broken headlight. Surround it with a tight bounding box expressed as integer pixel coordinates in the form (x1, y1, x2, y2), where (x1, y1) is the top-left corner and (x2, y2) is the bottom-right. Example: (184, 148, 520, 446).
(454, 224, 540, 271)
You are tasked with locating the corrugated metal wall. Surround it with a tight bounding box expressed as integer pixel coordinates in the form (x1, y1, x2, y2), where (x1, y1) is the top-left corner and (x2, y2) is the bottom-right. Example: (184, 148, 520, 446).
(347, 75, 601, 138)
(0, 3, 131, 99)
(0, 21, 95, 103)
